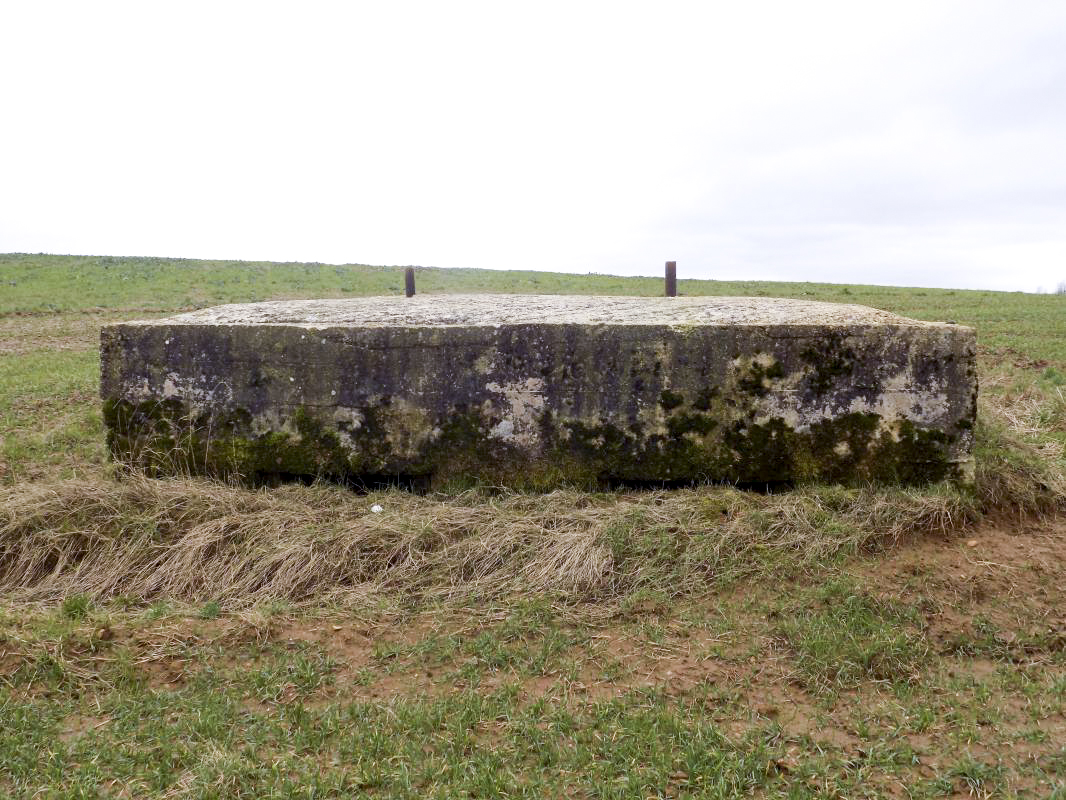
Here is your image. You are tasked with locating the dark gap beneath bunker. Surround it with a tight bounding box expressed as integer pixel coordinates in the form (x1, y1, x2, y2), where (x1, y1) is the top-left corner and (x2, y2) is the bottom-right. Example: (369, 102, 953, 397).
(251, 471, 794, 496)
(252, 472, 433, 495)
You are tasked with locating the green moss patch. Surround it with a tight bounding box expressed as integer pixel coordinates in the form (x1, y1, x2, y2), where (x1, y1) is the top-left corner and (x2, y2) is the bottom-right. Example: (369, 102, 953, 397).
(104, 393, 966, 490)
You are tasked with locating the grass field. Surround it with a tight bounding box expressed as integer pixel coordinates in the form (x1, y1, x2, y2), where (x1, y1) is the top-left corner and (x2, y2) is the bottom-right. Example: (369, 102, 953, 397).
(1, 253, 1064, 798)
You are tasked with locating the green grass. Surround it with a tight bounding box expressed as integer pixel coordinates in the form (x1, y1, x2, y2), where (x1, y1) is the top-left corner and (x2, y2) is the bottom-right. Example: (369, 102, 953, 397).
(0, 252, 1064, 797)
(0, 348, 103, 480)
(775, 578, 930, 692)
(1, 596, 1063, 798)
(0, 674, 782, 798)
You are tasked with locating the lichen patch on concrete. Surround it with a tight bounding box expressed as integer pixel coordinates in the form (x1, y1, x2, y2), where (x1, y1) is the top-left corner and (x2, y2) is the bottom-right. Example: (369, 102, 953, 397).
(485, 378, 546, 446)
(119, 295, 948, 329)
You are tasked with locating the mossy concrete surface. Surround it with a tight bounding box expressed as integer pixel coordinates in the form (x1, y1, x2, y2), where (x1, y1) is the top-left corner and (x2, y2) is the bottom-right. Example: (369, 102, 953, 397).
(100, 295, 977, 488)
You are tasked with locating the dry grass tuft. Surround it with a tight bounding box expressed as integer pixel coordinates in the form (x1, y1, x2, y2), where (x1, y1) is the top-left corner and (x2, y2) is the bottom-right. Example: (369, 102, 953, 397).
(0, 476, 979, 610)
(975, 394, 1066, 519)
(0, 477, 626, 608)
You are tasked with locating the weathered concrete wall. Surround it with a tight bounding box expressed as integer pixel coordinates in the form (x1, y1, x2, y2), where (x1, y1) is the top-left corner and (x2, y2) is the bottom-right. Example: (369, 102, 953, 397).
(100, 295, 977, 488)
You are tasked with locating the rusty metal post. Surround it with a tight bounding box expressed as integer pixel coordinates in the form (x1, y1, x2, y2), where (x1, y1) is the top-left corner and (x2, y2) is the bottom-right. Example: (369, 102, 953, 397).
(404, 267, 416, 298)
(665, 261, 676, 297)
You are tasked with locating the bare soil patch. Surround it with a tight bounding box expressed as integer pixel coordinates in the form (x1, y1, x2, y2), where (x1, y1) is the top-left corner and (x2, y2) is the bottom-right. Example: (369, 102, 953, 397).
(0, 314, 105, 356)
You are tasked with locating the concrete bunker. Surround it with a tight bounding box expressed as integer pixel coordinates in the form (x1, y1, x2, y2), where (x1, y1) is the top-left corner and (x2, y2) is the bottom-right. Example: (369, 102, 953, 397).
(100, 295, 977, 489)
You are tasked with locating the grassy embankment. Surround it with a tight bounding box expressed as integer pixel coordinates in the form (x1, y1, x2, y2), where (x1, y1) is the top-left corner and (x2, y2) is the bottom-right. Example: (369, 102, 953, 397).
(0, 253, 1064, 798)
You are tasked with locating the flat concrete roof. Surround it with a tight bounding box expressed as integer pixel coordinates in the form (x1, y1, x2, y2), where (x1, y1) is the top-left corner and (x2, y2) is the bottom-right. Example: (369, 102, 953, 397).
(119, 294, 958, 329)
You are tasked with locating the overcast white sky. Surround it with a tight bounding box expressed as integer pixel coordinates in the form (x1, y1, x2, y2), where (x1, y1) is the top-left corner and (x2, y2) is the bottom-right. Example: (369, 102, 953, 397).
(2, 1, 1065, 292)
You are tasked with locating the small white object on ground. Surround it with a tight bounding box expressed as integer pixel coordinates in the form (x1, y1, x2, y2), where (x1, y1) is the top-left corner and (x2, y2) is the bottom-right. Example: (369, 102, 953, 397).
(370, 504, 383, 513)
